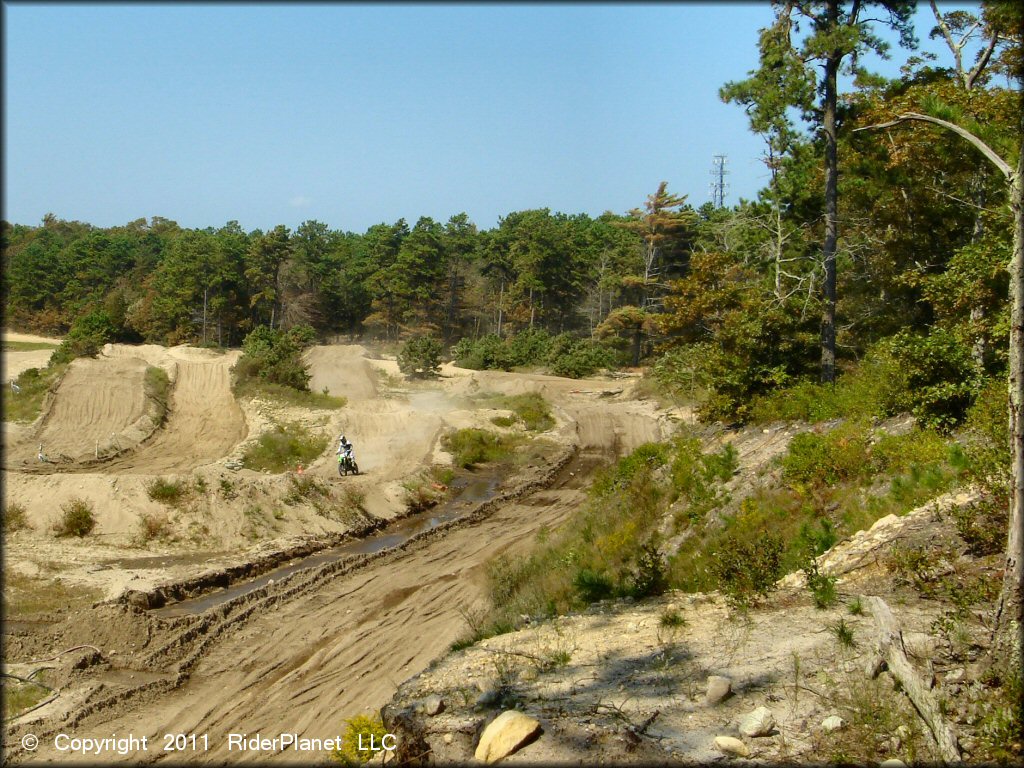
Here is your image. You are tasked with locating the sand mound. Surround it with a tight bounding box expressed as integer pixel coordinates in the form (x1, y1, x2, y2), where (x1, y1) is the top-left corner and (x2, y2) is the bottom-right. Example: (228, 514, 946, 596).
(305, 345, 379, 401)
(103, 355, 247, 473)
(32, 357, 149, 461)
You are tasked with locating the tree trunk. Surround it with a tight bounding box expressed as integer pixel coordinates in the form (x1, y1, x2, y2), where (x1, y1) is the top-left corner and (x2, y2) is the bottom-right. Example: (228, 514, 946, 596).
(994, 138, 1023, 672)
(497, 281, 504, 338)
(970, 173, 989, 372)
(863, 596, 961, 763)
(820, 13, 840, 385)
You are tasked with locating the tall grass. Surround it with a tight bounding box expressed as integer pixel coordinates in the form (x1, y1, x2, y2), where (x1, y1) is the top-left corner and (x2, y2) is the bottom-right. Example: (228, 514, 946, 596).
(441, 428, 521, 468)
(2, 363, 67, 423)
(243, 422, 329, 473)
(490, 393, 555, 431)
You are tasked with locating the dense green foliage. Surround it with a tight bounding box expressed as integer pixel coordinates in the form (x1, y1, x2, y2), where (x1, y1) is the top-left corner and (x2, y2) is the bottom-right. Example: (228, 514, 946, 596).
(242, 422, 329, 473)
(452, 328, 617, 378)
(234, 325, 315, 391)
(397, 336, 443, 378)
(440, 428, 520, 468)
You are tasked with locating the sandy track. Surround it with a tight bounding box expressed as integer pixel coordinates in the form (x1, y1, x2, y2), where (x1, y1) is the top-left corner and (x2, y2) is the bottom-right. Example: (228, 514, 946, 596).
(24, 456, 596, 764)
(14, 357, 149, 463)
(5, 345, 675, 764)
(305, 345, 378, 401)
(101, 357, 247, 474)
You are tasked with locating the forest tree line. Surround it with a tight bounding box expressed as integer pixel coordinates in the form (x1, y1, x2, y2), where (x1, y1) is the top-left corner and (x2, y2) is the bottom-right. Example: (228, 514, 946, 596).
(2, 1, 1020, 430)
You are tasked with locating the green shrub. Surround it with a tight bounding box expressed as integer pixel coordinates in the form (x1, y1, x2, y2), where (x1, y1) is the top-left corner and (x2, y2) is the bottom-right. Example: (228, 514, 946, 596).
(441, 428, 518, 468)
(452, 334, 511, 370)
(881, 329, 982, 432)
(4, 502, 30, 532)
(573, 568, 615, 602)
(491, 415, 515, 427)
(397, 336, 443, 378)
(146, 477, 188, 505)
(234, 325, 315, 391)
(452, 330, 616, 378)
(53, 498, 96, 537)
(748, 351, 899, 424)
(708, 533, 784, 608)
(802, 555, 838, 609)
(548, 336, 615, 378)
(505, 328, 553, 367)
(50, 309, 118, 365)
(627, 542, 669, 599)
(781, 422, 872, 487)
(492, 393, 555, 431)
(950, 494, 1006, 556)
(242, 422, 329, 473)
(331, 713, 389, 765)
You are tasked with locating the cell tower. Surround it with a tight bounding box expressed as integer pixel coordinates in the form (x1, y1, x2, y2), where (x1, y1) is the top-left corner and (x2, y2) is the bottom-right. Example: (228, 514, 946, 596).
(709, 154, 729, 208)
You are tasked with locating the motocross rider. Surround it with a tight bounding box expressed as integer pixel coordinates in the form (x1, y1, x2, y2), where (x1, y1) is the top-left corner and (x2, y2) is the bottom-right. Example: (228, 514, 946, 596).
(337, 434, 353, 459)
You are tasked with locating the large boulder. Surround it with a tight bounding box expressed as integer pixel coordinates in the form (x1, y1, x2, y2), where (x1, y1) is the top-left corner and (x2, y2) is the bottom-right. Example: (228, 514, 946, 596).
(474, 710, 542, 763)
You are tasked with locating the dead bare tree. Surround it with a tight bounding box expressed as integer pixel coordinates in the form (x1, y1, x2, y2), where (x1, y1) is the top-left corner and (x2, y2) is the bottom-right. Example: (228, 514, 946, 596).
(855, 111, 1023, 672)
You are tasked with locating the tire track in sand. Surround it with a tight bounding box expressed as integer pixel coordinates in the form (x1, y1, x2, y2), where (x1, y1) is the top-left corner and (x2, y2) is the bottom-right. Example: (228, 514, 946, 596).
(100, 358, 247, 474)
(6, 357, 148, 465)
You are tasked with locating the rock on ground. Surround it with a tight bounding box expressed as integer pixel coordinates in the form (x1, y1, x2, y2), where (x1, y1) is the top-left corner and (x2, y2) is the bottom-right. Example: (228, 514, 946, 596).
(474, 710, 542, 764)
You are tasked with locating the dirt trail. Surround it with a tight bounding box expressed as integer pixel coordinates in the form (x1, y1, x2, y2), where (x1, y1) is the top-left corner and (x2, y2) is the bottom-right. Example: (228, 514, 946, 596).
(17, 455, 600, 765)
(12, 380, 667, 764)
(4, 344, 676, 764)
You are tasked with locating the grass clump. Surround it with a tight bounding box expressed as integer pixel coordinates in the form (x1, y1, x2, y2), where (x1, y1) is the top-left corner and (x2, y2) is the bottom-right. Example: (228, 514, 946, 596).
(1, 673, 52, 720)
(144, 365, 171, 425)
(243, 422, 328, 473)
(235, 379, 347, 409)
(52, 497, 96, 537)
(4, 502, 30, 532)
(401, 473, 445, 512)
(146, 477, 189, 505)
(3, 572, 102, 618)
(331, 713, 389, 765)
(136, 511, 173, 543)
(441, 428, 520, 468)
(492, 392, 555, 431)
(2, 363, 66, 423)
(284, 474, 330, 506)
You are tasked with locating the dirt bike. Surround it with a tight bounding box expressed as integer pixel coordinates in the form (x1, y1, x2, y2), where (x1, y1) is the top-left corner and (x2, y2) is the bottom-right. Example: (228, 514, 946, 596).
(337, 451, 359, 476)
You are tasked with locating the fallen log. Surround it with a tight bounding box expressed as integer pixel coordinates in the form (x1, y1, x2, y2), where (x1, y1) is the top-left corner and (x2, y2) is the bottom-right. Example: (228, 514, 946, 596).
(862, 595, 960, 763)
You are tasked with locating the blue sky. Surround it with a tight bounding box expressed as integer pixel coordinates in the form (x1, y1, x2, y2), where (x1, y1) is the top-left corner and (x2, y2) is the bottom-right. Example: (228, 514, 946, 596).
(3, 2, 984, 234)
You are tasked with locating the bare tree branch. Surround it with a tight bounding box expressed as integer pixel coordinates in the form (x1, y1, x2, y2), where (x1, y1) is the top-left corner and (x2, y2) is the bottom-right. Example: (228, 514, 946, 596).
(854, 113, 1013, 179)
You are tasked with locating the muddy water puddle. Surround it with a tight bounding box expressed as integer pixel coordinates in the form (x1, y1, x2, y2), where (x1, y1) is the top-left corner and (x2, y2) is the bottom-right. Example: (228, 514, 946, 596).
(100, 552, 227, 570)
(151, 470, 503, 619)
